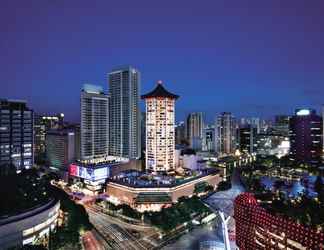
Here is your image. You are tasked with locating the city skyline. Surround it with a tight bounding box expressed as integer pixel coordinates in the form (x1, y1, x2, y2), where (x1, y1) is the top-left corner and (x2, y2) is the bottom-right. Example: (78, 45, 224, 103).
(2, 1, 324, 122)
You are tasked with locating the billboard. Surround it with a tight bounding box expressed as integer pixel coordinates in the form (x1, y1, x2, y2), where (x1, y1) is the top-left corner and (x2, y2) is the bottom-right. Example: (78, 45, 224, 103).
(69, 163, 110, 181)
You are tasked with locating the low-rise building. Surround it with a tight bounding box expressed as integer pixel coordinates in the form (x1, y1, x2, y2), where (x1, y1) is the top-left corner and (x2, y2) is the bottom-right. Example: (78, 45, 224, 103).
(106, 169, 221, 212)
(0, 199, 60, 249)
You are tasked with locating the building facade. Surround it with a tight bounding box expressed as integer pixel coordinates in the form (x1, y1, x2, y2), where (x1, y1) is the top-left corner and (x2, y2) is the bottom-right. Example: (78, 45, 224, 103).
(202, 125, 216, 152)
(141, 81, 179, 173)
(216, 112, 236, 156)
(107, 169, 220, 212)
(175, 121, 186, 145)
(239, 125, 257, 154)
(0, 199, 60, 249)
(81, 84, 109, 161)
(46, 129, 75, 172)
(34, 113, 64, 162)
(235, 193, 324, 250)
(289, 109, 322, 165)
(274, 115, 290, 136)
(186, 112, 204, 150)
(108, 66, 141, 159)
(256, 133, 290, 158)
(0, 99, 33, 173)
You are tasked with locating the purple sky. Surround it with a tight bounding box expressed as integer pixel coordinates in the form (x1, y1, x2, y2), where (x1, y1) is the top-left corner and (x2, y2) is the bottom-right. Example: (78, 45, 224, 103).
(1, 0, 324, 123)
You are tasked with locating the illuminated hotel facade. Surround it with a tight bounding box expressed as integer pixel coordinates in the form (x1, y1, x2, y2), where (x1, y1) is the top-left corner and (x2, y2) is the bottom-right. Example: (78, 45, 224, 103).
(141, 81, 179, 173)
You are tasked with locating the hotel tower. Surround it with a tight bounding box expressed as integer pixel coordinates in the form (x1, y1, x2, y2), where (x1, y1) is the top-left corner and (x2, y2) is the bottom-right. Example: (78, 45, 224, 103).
(141, 81, 179, 173)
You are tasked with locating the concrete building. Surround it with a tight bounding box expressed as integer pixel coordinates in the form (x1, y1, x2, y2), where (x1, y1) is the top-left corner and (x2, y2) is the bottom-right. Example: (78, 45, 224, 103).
(0, 99, 33, 173)
(46, 129, 75, 172)
(0, 199, 60, 249)
(141, 81, 179, 173)
(106, 169, 221, 212)
(274, 115, 290, 136)
(81, 84, 109, 161)
(108, 66, 141, 159)
(141, 112, 146, 152)
(175, 121, 186, 145)
(186, 112, 204, 150)
(34, 113, 64, 162)
(289, 109, 322, 165)
(216, 112, 236, 156)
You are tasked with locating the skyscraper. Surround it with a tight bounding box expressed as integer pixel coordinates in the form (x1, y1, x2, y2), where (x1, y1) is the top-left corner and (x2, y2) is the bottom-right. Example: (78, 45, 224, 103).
(108, 66, 140, 159)
(34, 113, 64, 163)
(216, 112, 236, 156)
(81, 84, 109, 161)
(175, 121, 186, 145)
(142, 81, 179, 173)
(0, 99, 33, 173)
(289, 109, 322, 165)
(46, 128, 75, 172)
(239, 125, 257, 154)
(202, 125, 216, 152)
(274, 115, 290, 136)
(186, 112, 204, 150)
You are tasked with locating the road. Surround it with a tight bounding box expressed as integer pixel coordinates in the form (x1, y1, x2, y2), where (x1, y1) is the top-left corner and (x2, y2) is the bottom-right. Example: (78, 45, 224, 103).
(204, 169, 245, 249)
(86, 205, 151, 250)
(82, 231, 104, 250)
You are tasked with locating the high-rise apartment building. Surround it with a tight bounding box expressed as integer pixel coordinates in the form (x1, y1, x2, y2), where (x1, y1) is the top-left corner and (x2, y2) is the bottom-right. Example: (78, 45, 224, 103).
(289, 109, 322, 165)
(108, 66, 140, 159)
(186, 112, 204, 151)
(216, 112, 236, 156)
(0, 99, 33, 173)
(202, 125, 216, 152)
(142, 81, 179, 173)
(81, 84, 109, 161)
(46, 128, 75, 172)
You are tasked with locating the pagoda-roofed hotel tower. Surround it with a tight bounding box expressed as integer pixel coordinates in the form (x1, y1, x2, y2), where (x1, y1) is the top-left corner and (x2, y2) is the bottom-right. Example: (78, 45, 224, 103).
(142, 81, 179, 173)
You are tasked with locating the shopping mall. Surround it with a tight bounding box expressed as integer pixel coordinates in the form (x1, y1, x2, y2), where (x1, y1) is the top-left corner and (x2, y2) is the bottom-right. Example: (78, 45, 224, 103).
(0, 199, 60, 249)
(106, 168, 221, 212)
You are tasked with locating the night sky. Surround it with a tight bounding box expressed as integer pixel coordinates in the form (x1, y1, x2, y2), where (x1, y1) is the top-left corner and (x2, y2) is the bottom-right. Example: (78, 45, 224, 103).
(1, 0, 324, 123)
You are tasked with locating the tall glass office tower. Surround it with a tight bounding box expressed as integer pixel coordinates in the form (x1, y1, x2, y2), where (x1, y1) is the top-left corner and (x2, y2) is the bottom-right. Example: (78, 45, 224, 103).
(108, 66, 140, 159)
(81, 84, 109, 161)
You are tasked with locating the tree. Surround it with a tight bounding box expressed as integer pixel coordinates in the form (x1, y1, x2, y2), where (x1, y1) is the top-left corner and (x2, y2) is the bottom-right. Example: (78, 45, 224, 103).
(314, 175, 324, 203)
(314, 175, 323, 194)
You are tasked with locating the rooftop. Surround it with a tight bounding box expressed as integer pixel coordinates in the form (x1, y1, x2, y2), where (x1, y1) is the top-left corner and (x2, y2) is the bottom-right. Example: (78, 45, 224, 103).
(141, 82, 179, 99)
(108, 168, 219, 188)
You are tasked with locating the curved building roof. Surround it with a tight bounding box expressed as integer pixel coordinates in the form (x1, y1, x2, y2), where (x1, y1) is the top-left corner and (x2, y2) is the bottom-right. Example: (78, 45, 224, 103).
(141, 81, 179, 99)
